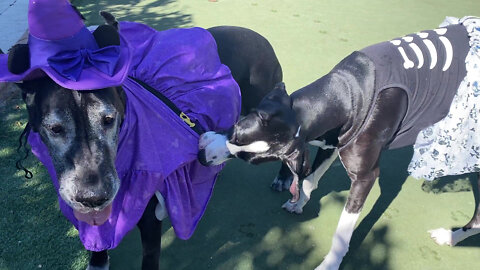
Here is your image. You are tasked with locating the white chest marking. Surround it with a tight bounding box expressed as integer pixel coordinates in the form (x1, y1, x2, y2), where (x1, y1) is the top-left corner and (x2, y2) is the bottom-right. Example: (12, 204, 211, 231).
(309, 140, 336, 150)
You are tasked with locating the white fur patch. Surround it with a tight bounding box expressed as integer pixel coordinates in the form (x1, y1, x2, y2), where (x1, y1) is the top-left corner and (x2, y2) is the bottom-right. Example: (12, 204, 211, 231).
(200, 132, 231, 165)
(309, 140, 336, 150)
(155, 191, 168, 220)
(429, 226, 480, 246)
(226, 140, 270, 155)
(295, 126, 301, 138)
(317, 208, 360, 270)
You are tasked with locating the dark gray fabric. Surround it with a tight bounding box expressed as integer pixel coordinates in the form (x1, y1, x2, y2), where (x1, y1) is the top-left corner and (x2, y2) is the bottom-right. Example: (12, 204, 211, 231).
(359, 23, 469, 149)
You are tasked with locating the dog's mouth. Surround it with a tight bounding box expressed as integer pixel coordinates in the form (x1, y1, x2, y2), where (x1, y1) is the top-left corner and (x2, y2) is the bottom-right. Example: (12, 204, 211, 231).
(73, 204, 113, 226)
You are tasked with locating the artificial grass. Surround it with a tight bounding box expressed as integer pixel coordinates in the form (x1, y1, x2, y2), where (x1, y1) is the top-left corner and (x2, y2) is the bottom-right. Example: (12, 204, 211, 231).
(1, 0, 480, 269)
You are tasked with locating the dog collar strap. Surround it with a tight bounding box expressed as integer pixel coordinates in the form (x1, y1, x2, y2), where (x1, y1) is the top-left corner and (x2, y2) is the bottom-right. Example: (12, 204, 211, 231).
(128, 76, 204, 135)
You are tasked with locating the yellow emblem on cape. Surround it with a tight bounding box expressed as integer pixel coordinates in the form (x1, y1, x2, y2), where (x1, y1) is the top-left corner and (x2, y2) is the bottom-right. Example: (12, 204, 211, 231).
(180, 112, 196, 128)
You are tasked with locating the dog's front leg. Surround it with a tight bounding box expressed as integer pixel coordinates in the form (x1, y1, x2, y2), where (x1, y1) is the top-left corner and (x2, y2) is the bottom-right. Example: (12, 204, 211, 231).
(317, 169, 377, 270)
(317, 87, 405, 269)
(87, 250, 109, 270)
(137, 196, 163, 270)
(283, 148, 339, 214)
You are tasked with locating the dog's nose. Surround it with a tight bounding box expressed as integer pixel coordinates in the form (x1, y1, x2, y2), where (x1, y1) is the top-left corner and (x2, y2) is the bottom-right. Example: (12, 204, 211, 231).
(75, 194, 109, 208)
(198, 149, 212, 166)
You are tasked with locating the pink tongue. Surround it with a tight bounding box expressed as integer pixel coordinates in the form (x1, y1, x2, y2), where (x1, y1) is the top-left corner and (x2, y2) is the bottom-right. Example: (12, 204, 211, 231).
(289, 178, 300, 203)
(74, 204, 112, 226)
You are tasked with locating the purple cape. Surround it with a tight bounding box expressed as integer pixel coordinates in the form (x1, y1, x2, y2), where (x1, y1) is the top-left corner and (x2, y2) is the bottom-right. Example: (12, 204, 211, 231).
(27, 22, 241, 251)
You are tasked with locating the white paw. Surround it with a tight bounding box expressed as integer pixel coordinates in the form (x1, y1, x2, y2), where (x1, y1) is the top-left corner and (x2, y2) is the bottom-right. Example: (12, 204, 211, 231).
(314, 254, 341, 270)
(428, 228, 454, 246)
(86, 264, 109, 270)
(281, 199, 303, 214)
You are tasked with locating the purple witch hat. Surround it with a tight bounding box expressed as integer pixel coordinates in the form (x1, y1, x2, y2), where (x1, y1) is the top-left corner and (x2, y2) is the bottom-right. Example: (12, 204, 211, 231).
(0, 0, 131, 90)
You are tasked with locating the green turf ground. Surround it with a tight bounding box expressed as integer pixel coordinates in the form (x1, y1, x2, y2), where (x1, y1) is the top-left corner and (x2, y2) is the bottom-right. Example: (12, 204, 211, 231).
(1, 0, 480, 269)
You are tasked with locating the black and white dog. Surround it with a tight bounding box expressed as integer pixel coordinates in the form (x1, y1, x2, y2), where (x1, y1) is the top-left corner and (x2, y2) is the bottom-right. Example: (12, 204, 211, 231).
(198, 21, 480, 269)
(12, 12, 282, 270)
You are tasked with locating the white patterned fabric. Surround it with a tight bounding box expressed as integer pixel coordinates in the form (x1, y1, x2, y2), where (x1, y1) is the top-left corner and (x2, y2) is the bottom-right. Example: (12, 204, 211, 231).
(408, 17, 480, 180)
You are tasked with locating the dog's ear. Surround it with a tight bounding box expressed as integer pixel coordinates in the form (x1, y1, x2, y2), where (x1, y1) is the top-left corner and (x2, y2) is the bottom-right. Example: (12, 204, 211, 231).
(285, 146, 311, 179)
(270, 82, 292, 108)
(93, 25, 120, 48)
(7, 44, 30, 75)
(93, 10, 120, 49)
(16, 82, 39, 132)
(99, 11, 119, 31)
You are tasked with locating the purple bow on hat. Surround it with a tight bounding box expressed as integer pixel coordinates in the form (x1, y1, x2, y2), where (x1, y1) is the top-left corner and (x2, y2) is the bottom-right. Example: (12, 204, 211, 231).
(47, 45, 121, 81)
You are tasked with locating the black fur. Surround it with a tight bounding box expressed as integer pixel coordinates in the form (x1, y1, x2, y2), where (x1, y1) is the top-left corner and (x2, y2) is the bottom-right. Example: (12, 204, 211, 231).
(7, 44, 30, 74)
(14, 16, 282, 269)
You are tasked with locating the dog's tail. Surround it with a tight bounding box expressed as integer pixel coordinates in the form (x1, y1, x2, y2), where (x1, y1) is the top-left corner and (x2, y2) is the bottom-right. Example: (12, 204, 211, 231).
(100, 11, 119, 31)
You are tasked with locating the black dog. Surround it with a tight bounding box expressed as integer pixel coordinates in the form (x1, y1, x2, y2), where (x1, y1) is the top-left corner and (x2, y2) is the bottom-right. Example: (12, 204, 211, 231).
(12, 13, 282, 270)
(199, 21, 480, 269)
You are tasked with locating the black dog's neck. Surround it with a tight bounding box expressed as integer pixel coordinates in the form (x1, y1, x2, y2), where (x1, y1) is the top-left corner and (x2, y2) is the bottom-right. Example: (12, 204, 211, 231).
(291, 73, 353, 143)
(290, 52, 376, 146)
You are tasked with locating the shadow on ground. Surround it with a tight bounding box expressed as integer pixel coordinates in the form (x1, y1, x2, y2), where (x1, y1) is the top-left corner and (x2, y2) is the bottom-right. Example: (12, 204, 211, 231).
(72, 0, 193, 30)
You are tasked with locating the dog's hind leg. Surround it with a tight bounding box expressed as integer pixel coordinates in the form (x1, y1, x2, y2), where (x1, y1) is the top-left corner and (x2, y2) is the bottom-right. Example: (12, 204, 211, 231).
(137, 196, 163, 270)
(283, 148, 339, 214)
(87, 251, 109, 270)
(429, 173, 480, 246)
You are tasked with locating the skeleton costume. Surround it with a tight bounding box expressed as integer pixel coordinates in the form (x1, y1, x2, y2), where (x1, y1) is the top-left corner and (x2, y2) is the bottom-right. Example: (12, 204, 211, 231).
(340, 17, 480, 181)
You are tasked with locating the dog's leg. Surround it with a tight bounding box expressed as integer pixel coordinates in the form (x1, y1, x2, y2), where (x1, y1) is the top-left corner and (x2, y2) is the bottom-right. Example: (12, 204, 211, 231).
(429, 173, 480, 246)
(137, 196, 163, 270)
(317, 168, 378, 270)
(271, 163, 294, 191)
(317, 88, 407, 270)
(87, 251, 109, 270)
(283, 148, 338, 214)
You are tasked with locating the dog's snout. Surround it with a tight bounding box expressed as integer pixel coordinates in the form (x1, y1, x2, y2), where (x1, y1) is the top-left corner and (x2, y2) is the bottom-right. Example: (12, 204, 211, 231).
(75, 194, 109, 208)
(198, 149, 213, 166)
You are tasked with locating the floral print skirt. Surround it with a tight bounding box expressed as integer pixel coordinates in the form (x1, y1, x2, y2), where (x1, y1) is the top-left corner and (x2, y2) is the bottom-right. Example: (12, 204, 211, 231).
(408, 17, 480, 180)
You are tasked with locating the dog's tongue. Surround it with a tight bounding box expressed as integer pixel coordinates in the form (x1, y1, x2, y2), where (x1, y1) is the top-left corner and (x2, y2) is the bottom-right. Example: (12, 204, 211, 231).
(289, 178, 300, 203)
(73, 204, 112, 226)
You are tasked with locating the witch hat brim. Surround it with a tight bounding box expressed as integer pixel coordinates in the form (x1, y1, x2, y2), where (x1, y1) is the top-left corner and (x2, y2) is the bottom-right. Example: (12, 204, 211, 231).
(0, 28, 131, 90)
(0, 1, 131, 90)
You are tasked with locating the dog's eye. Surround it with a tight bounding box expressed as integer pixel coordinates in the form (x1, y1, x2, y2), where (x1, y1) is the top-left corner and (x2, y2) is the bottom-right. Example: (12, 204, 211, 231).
(103, 116, 115, 126)
(50, 124, 64, 134)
